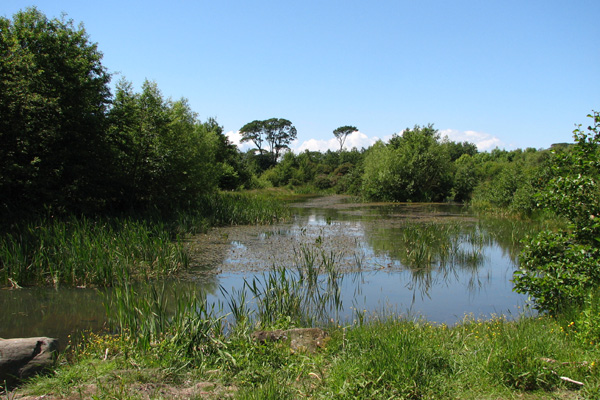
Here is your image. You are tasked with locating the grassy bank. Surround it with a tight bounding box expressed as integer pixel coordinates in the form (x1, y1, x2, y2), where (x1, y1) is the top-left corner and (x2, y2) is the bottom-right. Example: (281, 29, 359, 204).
(11, 311, 600, 399)
(0, 191, 291, 288)
(7, 248, 600, 399)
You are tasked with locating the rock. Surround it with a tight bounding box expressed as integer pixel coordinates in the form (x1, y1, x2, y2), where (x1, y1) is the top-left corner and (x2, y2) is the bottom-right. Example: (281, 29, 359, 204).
(0, 337, 59, 385)
(251, 329, 286, 343)
(251, 328, 328, 353)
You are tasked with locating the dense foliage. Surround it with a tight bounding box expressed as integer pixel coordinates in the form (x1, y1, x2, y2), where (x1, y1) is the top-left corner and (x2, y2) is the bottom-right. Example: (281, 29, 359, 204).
(107, 79, 221, 210)
(362, 125, 453, 202)
(0, 8, 250, 218)
(514, 112, 600, 314)
(0, 8, 111, 214)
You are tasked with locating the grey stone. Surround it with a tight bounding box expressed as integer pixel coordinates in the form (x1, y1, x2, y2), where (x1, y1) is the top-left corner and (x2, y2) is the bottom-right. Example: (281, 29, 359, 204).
(0, 337, 59, 384)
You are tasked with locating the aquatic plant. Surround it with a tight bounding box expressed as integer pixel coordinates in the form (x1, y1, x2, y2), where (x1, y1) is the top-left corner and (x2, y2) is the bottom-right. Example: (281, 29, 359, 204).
(374, 220, 490, 271)
(0, 216, 188, 287)
(223, 245, 345, 330)
(198, 192, 292, 226)
(103, 282, 226, 361)
(0, 191, 292, 288)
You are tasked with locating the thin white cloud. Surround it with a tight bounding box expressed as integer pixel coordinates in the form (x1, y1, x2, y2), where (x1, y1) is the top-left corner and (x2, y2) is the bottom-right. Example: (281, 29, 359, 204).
(225, 130, 253, 152)
(293, 131, 378, 153)
(227, 128, 503, 154)
(439, 129, 504, 151)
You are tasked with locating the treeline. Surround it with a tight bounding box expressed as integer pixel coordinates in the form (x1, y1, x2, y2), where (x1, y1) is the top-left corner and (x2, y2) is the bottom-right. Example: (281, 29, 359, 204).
(258, 124, 552, 217)
(0, 8, 259, 219)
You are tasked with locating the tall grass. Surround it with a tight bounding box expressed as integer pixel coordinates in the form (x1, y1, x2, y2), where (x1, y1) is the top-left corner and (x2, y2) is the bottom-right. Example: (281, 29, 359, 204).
(322, 312, 600, 399)
(103, 283, 226, 362)
(196, 192, 292, 227)
(0, 216, 188, 287)
(225, 245, 344, 330)
(0, 191, 291, 288)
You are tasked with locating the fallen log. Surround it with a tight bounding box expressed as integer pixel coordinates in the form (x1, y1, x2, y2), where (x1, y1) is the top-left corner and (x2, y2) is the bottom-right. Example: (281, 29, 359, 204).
(0, 337, 58, 385)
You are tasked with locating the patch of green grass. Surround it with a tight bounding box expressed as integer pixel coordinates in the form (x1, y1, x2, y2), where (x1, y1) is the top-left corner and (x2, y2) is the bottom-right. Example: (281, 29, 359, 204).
(17, 311, 600, 399)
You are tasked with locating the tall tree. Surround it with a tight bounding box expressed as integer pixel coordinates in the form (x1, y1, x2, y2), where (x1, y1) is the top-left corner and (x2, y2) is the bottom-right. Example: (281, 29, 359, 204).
(108, 79, 217, 209)
(0, 7, 112, 213)
(239, 118, 297, 163)
(239, 120, 265, 155)
(333, 125, 358, 152)
(264, 118, 297, 162)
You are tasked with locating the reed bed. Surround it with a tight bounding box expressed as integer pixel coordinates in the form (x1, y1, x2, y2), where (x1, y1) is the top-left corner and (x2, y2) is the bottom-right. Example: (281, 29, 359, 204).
(0, 216, 188, 287)
(103, 282, 227, 363)
(197, 192, 292, 227)
(0, 191, 292, 288)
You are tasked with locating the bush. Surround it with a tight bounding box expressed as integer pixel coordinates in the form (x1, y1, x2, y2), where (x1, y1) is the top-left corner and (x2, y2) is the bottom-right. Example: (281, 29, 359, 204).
(514, 231, 600, 314)
(314, 174, 333, 189)
(362, 126, 453, 202)
(514, 112, 600, 314)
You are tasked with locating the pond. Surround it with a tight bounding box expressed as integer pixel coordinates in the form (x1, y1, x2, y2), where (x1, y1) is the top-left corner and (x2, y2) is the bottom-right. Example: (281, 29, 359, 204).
(0, 196, 538, 345)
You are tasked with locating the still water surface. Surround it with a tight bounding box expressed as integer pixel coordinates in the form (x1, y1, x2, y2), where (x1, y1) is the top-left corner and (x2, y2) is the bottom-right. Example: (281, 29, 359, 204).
(0, 197, 536, 345)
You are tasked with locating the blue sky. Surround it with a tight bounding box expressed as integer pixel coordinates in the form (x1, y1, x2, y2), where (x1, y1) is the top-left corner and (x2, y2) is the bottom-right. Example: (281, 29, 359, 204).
(3, 1, 599, 152)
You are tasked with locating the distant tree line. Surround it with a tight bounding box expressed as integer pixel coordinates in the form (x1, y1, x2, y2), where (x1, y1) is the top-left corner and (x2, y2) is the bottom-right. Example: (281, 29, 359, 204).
(253, 120, 578, 220)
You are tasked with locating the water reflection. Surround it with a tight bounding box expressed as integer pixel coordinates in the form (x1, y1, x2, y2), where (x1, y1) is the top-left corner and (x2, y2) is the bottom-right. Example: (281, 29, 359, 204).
(275, 201, 533, 322)
(0, 287, 106, 345)
(0, 275, 221, 349)
(215, 202, 533, 319)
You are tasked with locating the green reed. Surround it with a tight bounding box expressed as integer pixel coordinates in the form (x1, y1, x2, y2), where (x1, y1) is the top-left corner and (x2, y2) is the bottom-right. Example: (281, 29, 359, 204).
(0, 216, 188, 287)
(224, 245, 345, 330)
(0, 191, 291, 288)
(197, 192, 292, 227)
(103, 282, 226, 361)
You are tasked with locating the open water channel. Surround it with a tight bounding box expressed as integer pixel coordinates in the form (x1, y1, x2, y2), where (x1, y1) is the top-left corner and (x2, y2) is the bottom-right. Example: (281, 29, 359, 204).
(1, 196, 538, 345)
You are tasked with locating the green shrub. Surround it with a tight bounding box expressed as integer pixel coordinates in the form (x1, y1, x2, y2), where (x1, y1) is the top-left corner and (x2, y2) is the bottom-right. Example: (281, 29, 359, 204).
(514, 112, 600, 314)
(514, 231, 599, 314)
(314, 174, 333, 189)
